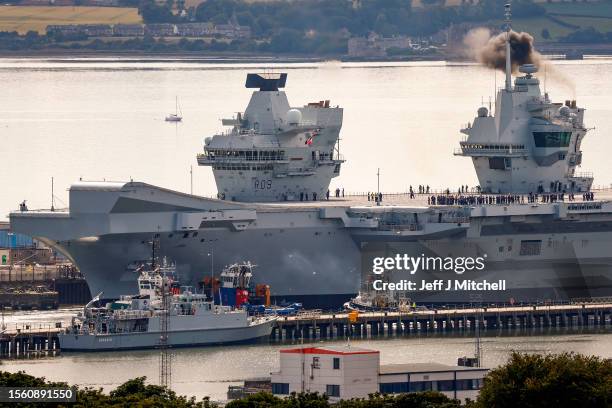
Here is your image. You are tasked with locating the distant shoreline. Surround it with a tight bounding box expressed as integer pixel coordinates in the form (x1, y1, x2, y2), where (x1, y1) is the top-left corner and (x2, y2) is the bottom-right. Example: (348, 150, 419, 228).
(0, 49, 448, 63)
(1, 48, 611, 63)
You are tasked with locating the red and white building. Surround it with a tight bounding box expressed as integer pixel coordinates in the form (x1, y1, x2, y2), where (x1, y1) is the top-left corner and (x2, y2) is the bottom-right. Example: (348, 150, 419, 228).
(271, 345, 488, 402)
(271, 345, 380, 399)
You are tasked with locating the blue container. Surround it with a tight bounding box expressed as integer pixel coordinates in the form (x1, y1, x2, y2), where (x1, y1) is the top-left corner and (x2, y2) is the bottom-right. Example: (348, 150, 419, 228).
(219, 287, 237, 306)
(0, 231, 33, 248)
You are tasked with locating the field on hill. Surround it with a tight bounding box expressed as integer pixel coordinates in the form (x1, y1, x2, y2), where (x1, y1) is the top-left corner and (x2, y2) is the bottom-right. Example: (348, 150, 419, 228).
(0, 6, 142, 34)
(542, 0, 612, 17)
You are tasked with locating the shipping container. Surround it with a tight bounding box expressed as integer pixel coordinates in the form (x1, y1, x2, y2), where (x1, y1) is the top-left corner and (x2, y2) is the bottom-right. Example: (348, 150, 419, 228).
(0, 231, 34, 248)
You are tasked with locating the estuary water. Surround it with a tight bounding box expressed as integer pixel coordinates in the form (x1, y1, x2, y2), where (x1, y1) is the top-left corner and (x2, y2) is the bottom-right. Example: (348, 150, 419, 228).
(0, 308, 611, 401)
(1, 58, 612, 219)
(1, 57, 612, 400)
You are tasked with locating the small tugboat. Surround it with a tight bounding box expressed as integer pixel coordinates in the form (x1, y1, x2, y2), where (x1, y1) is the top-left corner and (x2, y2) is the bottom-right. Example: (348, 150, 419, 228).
(344, 291, 412, 312)
(59, 263, 275, 351)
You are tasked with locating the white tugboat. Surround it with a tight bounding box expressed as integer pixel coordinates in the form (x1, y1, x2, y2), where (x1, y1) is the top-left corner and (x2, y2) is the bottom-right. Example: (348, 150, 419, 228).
(59, 265, 275, 351)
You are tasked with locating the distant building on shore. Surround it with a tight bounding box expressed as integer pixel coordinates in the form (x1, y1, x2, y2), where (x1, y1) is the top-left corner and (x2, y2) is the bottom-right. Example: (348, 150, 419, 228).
(46, 21, 250, 39)
(175, 22, 214, 37)
(113, 24, 145, 37)
(47, 24, 112, 37)
(20, 0, 119, 5)
(145, 23, 176, 37)
(214, 23, 251, 39)
(348, 33, 413, 57)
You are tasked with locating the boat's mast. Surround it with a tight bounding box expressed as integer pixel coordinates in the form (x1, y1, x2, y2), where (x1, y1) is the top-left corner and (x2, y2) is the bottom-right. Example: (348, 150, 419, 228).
(151, 237, 157, 269)
(504, 2, 512, 91)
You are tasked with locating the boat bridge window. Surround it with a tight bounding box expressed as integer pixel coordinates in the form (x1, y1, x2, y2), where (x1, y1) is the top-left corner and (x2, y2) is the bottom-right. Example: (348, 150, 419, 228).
(533, 131, 571, 148)
(204, 149, 285, 161)
(213, 164, 273, 171)
(488, 157, 511, 170)
(462, 143, 525, 150)
(519, 240, 542, 256)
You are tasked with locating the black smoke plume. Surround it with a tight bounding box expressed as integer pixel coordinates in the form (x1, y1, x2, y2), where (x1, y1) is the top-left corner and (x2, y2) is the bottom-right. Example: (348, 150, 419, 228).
(478, 30, 542, 73)
(462, 27, 576, 96)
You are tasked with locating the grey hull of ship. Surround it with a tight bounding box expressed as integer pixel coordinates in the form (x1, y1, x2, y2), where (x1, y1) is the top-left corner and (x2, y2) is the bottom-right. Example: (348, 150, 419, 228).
(58, 320, 274, 351)
(357, 229, 612, 304)
(56, 227, 612, 306)
(10, 183, 612, 307)
(55, 225, 361, 308)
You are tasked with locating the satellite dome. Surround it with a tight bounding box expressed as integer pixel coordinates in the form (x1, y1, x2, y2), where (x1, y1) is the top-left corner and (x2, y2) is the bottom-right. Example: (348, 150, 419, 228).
(286, 109, 302, 126)
(519, 64, 538, 75)
(559, 106, 570, 117)
(477, 107, 488, 117)
(204, 137, 212, 145)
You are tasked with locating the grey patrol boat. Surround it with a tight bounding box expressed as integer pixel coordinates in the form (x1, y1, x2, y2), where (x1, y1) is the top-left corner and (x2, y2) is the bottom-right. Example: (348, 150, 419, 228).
(9, 7, 612, 306)
(59, 267, 275, 351)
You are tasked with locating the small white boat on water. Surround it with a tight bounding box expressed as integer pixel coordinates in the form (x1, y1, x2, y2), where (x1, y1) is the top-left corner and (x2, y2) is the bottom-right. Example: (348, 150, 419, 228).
(165, 96, 183, 122)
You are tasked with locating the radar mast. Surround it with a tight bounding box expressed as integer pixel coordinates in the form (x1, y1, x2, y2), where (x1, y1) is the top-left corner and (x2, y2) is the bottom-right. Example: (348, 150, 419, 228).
(504, 2, 512, 91)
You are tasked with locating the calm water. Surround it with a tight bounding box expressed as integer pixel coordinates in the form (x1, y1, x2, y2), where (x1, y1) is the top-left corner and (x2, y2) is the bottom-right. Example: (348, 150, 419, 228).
(1, 58, 612, 400)
(1, 58, 612, 219)
(0, 308, 611, 401)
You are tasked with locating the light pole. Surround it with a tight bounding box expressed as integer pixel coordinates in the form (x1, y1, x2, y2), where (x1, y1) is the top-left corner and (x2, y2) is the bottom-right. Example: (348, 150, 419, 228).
(207, 249, 214, 299)
(376, 168, 381, 206)
(6, 232, 13, 282)
(190, 166, 193, 195)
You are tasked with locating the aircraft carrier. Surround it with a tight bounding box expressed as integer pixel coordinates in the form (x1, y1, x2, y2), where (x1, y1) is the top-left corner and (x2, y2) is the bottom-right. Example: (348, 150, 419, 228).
(8, 10, 612, 308)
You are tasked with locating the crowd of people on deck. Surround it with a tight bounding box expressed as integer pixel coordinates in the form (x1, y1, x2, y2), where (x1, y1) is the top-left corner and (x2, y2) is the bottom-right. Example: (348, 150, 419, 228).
(211, 183, 598, 204)
(424, 190, 596, 206)
(366, 192, 384, 204)
(320, 185, 597, 206)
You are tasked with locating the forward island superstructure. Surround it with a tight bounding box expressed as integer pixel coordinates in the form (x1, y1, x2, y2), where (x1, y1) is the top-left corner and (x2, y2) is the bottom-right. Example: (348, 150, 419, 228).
(8, 8, 612, 307)
(197, 73, 344, 202)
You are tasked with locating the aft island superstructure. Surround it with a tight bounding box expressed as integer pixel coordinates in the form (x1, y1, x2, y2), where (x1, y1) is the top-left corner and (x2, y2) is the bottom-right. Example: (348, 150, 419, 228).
(456, 63, 592, 194)
(456, 6, 592, 194)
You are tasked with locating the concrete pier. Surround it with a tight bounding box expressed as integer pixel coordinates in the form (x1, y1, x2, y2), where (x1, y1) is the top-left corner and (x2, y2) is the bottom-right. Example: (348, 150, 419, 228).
(0, 302, 609, 357)
(270, 302, 612, 341)
(0, 326, 61, 358)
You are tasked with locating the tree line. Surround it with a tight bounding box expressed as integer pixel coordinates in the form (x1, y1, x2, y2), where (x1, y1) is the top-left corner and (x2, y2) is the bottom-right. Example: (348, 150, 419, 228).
(141, 0, 546, 38)
(0, 352, 610, 407)
(0, 0, 548, 55)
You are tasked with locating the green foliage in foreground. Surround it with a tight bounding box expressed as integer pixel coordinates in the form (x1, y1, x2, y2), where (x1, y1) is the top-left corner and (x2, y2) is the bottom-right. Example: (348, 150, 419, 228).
(0, 352, 610, 407)
(0, 373, 215, 408)
(224, 391, 463, 408)
(474, 352, 612, 408)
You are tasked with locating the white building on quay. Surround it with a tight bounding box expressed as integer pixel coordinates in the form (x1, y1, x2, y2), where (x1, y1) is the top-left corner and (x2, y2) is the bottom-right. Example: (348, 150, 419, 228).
(271, 345, 488, 402)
